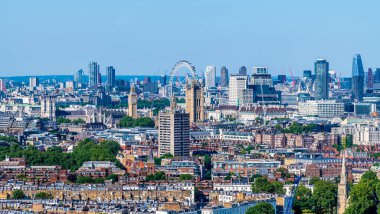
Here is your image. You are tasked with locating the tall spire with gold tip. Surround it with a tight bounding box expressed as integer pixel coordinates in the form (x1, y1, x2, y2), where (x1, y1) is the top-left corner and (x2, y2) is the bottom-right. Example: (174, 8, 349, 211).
(337, 149, 348, 214)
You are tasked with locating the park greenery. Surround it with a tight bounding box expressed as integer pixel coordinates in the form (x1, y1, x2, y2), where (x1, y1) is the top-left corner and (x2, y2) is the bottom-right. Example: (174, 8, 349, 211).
(0, 139, 122, 171)
(119, 116, 155, 128)
(275, 122, 316, 134)
(245, 202, 275, 214)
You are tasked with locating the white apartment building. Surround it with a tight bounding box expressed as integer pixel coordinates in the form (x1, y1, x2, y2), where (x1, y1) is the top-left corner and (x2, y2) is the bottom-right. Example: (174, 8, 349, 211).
(228, 75, 248, 106)
(332, 121, 380, 146)
(205, 65, 216, 88)
(298, 100, 345, 118)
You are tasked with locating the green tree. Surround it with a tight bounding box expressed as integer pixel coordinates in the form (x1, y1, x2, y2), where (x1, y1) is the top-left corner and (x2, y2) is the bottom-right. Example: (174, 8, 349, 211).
(252, 177, 273, 193)
(311, 180, 337, 214)
(272, 181, 285, 195)
(34, 192, 52, 200)
(106, 174, 119, 183)
(179, 174, 193, 181)
(119, 116, 155, 128)
(224, 172, 234, 180)
(345, 171, 379, 214)
(146, 171, 166, 181)
(76, 176, 94, 184)
(294, 185, 312, 214)
(309, 177, 320, 185)
(56, 117, 72, 124)
(12, 189, 26, 199)
(246, 202, 275, 214)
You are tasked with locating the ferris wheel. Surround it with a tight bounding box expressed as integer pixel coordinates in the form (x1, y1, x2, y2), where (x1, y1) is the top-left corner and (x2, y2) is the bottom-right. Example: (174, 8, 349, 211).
(168, 60, 197, 99)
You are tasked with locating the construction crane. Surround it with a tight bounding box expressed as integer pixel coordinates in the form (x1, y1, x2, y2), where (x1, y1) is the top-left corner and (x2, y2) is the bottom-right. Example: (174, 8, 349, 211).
(284, 175, 303, 214)
(290, 69, 295, 88)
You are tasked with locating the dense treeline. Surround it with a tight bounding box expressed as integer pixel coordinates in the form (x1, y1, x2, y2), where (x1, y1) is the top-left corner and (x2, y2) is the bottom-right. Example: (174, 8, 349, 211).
(137, 98, 170, 110)
(275, 122, 317, 134)
(0, 139, 122, 171)
(119, 116, 155, 128)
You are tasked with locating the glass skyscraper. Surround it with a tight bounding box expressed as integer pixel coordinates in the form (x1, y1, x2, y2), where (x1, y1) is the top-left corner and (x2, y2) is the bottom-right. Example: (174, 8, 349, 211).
(352, 54, 364, 101)
(314, 59, 329, 100)
(89, 62, 100, 88)
(106, 66, 116, 93)
(220, 66, 229, 87)
(74, 69, 84, 88)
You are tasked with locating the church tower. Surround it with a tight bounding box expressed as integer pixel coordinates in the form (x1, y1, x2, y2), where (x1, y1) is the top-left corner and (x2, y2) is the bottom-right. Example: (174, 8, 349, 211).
(337, 149, 349, 214)
(146, 148, 155, 175)
(128, 84, 138, 118)
(185, 79, 205, 124)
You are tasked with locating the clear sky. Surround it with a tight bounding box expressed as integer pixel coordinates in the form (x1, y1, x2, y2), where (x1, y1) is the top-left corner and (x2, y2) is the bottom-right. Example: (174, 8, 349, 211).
(0, 0, 379, 77)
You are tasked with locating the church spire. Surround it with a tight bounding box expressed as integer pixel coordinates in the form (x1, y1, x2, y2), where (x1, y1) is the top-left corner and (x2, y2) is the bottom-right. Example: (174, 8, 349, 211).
(337, 149, 349, 214)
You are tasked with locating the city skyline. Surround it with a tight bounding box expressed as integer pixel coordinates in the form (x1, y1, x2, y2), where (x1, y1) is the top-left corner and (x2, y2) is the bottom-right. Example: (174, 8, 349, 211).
(1, 0, 379, 76)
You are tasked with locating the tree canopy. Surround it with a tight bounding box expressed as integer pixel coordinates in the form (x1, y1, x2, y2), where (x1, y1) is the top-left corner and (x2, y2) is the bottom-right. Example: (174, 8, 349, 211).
(251, 177, 284, 195)
(12, 189, 26, 199)
(119, 116, 155, 128)
(246, 202, 275, 214)
(345, 171, 379, 214)
(0, 139, 122, 171)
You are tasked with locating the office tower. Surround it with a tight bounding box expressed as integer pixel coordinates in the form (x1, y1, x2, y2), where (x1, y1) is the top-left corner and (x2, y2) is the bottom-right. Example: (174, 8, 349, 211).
(367, 68, 374, 89)
(29, 77, 39, 88)
(97, 72, 102, 86)
(239, 66, 247, 75)
(128, 84, 138, 118)
(375, 68, 380, 83)
(340, 78, 352, 90)
(40, 95, 56, 121)
(314, 59, 329, 100)
(89, 62, 100, 88)
(158, 97, 190, 157)
(74, 69, 84, 88)
(251, 67, 272, 86)
(229, 75, 248, 105)
(185, 79, 204, 124)
(106, 66, 116, 93)
(252, 67, 268, 74)
(205, 65, 216, 88)
(303, 70, 312, 78)
(160, 75, 167, 86)
(0, 79, 6, 92)
(220, 66, 229, 87)
(352, 54, 364, 101)
(337, 150, 348, 214)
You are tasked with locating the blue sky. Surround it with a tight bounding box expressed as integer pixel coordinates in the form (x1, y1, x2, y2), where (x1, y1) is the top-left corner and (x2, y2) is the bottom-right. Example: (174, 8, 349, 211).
(0, 0, 378, 77)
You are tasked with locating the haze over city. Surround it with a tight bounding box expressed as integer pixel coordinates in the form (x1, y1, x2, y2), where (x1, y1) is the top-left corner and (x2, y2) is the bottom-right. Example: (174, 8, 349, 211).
(1, 0, 379, 76)
(1, 1, 380, 214)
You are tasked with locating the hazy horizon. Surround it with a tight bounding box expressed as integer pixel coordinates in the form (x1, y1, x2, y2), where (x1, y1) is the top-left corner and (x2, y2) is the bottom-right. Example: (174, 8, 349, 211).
(1, 0, 379, 77)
